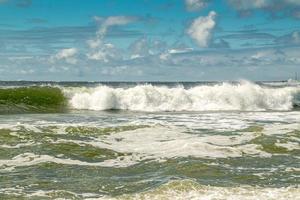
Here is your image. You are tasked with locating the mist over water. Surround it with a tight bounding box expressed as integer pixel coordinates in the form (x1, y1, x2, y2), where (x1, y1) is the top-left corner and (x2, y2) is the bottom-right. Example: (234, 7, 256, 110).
(0, 81, 299, 199)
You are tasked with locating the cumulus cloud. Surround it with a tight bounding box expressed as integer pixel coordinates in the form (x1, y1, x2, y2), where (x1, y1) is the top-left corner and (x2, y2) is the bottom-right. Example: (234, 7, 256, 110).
(51, 48, 78, 64)
(185, 0, 210, 11)
(187, 11, 217, 47)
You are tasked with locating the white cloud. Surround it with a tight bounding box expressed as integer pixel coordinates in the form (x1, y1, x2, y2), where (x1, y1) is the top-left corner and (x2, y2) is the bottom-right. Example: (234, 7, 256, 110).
(101, 65, 128, 75)
(228, 0, 300, 11)
(168, 48, 193, 54)
(128, 38, 167, 60)
(227, 0, 270, 10)
(187, 11, 217, 48)
(51, 48, 78, 64)
(159, 47, 194, 61)
(130, 54, 143, 59)
(18, 69, 35, 75)
(275, 31, 300, 45)
(86, 43, 121, 62)
(159, 52, 170, 61)
(286, 0, 300, 5)
(94, 16, 137, 38)
(103, 16, 136, 26)
(292, 31, 300, 44)
(87, 16, 136, 62)
(185, 0, 209, 11)
(101, 65, 143, 76)
(87, 39, 102, 49)
(129, 38, 149, 56)
(55, 48, 77, 59)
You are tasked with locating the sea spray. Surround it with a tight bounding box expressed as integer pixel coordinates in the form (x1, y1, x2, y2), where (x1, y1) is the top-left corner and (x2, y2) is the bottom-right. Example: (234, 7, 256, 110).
(67, 81, 300, 111)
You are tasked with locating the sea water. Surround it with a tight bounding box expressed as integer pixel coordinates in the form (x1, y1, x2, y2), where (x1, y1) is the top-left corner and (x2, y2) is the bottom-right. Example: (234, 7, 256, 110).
(0, 81, 299, 199)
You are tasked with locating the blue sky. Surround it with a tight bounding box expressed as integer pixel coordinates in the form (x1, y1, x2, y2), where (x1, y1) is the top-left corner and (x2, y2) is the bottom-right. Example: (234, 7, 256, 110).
(0, 0, 300, 81)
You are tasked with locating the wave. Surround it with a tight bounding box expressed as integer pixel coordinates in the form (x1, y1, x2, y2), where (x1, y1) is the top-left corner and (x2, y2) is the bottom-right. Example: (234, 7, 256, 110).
(67, 81, 300, 112)
(0, 82, 299, 114)
(0, 86, 66, 114)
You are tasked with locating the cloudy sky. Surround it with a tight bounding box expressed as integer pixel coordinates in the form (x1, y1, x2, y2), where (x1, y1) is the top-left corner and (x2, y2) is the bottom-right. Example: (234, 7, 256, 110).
(0, 0, 300, 81)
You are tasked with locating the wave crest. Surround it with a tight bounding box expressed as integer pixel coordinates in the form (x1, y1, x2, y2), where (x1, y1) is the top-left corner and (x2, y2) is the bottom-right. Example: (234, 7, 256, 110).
(67, 82, 300, 112)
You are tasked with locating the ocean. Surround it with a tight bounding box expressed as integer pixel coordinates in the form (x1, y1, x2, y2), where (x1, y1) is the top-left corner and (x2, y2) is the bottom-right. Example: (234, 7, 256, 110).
(0, 81, 299, 199)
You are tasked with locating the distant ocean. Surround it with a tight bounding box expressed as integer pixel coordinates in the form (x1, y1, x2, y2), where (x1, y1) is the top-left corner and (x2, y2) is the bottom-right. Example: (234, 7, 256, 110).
(0, 81, 299, 199)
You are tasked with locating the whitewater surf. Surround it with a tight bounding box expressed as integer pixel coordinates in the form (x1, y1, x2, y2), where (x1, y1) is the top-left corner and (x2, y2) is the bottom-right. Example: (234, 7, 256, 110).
(0, 81, 300, 114)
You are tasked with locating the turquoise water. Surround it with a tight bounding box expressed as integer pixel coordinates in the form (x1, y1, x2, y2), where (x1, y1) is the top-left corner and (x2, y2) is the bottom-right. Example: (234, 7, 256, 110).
(0, 82, 299, 199)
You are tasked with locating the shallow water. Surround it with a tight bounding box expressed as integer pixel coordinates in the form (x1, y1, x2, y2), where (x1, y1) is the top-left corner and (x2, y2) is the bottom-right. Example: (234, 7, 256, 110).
(0, 81, 299, 199)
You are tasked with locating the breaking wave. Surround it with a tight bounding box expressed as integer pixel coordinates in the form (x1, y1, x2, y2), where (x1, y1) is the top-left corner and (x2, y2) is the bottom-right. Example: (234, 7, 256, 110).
(0, 81, 299, 113)
(67, 81, 300, 112)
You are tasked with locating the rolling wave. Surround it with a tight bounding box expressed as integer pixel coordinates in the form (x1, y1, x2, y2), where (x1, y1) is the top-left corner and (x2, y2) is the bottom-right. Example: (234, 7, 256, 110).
(0, 81, 299, 114)
(0, 86, 66, 114)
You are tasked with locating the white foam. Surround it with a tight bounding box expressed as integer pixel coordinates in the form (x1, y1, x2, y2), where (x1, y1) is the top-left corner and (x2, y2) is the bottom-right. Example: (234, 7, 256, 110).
(2, 180, 298, 200)
(1, 111, 299, 168)
(0, 142, 36, 149)
(65, 81, 299, 112)
(92, 180, 300, 200)
(275, 142, 300, 151)
(0, 152, 137, 171)
(53, 126, 270, 166)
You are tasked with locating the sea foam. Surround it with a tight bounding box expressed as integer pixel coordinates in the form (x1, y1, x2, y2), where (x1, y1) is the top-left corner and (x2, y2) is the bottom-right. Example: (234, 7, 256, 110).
(67, 81, 299, 111)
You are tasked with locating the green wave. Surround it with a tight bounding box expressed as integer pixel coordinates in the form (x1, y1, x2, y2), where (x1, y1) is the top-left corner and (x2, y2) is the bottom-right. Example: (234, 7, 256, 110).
(0, 86, 66, 114)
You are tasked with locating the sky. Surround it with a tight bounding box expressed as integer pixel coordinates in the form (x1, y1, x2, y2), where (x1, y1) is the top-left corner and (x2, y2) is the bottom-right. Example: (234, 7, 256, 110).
(0, 0, 300, 81)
